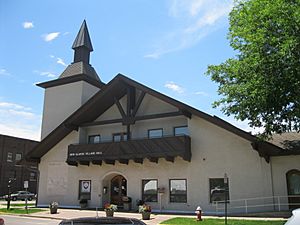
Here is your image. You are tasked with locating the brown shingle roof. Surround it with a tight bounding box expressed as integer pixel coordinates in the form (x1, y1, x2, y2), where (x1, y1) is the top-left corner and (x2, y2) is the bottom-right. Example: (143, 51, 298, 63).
(26, 74, 300, 163)
(270, 132, 300, 152)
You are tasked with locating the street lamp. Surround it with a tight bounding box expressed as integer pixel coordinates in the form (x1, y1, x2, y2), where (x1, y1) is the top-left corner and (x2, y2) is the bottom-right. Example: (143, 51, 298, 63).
(7, 179, 12, 210)
(224, 173, 228, 225)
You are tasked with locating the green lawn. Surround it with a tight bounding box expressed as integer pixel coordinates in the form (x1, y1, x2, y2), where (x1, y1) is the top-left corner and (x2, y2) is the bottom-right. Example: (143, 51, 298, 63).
(160, 218, 286, 225)
(0, 208, 45, 214)
(0, 203, 35, 207)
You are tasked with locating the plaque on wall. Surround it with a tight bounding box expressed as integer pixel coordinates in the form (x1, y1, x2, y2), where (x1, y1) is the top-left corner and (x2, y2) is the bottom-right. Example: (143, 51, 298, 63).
(81, 180, 91, 193)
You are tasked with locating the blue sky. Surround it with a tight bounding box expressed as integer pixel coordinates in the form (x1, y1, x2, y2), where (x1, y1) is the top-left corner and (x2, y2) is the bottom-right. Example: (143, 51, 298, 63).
(0, 0, 257, 141)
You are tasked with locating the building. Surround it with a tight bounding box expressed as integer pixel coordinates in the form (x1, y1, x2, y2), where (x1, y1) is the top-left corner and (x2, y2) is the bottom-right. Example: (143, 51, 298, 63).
(26, 21, 300, 214)
(0, 134, 38, 196)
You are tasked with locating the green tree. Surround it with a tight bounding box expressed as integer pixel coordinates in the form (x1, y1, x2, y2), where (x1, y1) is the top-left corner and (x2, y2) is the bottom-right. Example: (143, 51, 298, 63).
(206, 0, 300, 138)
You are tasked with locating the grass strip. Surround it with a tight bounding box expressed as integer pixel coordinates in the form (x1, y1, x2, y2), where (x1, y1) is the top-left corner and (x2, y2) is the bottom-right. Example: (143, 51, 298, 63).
(0, 203, 35, 207)
(160, 218, 286, 225)
(0, 208, 44, 214)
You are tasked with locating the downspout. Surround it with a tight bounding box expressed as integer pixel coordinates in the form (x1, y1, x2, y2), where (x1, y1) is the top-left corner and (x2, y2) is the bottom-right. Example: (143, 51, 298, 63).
(269, 157, 276, 211)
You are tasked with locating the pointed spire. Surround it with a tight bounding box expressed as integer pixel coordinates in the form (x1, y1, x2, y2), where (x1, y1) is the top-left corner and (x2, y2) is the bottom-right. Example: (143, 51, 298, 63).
(72, 20, 93, 64)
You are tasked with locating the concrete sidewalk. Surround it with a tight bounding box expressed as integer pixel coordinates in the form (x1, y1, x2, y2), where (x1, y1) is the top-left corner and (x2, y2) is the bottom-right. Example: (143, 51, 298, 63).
(21, 208, 188, 224)
(18, 208, 288, 225)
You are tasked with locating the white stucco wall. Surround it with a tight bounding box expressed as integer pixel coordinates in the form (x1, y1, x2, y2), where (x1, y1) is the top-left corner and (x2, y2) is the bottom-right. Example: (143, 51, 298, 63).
(41, 81, 99, 139)
(37, 88, 296, 214)
(270, 155, 300, 210)
(38, 116, 275, 214)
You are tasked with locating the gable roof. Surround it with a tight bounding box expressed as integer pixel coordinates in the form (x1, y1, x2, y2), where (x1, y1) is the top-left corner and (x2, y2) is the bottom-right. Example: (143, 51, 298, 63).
(26, 74, 296, 162)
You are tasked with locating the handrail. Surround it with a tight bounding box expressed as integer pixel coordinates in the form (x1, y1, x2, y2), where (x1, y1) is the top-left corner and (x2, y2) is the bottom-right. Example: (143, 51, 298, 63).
(214, 195, 300, 214)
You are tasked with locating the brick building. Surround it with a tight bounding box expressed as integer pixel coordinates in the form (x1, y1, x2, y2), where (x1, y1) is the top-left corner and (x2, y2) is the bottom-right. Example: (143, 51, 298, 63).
(0, 134, 39, 196)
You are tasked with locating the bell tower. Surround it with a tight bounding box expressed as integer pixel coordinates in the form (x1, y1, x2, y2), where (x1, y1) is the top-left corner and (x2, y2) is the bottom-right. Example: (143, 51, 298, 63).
(37, 20, 104, 139)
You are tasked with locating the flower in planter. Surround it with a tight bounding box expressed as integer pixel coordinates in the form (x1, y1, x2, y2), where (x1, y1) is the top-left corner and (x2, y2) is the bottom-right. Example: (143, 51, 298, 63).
(138, 204, 151, 213)
(104, 203, 118, 211)
(49, 201, 58, 208)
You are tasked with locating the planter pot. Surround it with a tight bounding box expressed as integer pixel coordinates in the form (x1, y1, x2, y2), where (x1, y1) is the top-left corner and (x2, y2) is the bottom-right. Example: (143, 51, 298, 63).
(105, 210, 114, 217)
(123, 202, 131, 211)
(80, 202, 88, 209)
(50, 207, 57, 214)
(142, 211, 151, 220)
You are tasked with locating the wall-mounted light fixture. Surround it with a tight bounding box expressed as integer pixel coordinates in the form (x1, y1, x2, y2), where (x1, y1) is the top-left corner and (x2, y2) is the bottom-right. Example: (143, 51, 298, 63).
(103, 186, 108, 194)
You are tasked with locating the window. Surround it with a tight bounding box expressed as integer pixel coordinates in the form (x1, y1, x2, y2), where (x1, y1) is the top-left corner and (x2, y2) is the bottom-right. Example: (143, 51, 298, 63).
(15, 153, 22, 161)
(148, 129, 163, 138)
(9, 170, 16, 180)
(30, 172, 37, 181)
(169, 179, 187, 203)
(113, 133, 127, 142)
(142, 179, 158, 202)
(174, 126, 189, 136)
(7, 152, 13, 162)
(209, 178, 230, 203)
(287, 170, 300, 195)
(88, 135, 101, 144)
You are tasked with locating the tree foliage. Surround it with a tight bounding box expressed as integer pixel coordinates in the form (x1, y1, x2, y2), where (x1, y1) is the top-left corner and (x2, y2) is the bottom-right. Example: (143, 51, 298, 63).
(206, 0, 300, 138)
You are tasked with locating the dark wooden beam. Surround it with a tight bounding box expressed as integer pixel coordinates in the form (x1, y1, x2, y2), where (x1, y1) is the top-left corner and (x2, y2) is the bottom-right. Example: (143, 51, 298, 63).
(81, 111, 184, 127)
(127, 125, 131, 140)
(66, 161, 78, 167)
(129, 87, 135, 111)
(132, 91, 145, 116)
(115, 98, 126, 119)
(180, 110, 192, 119)
(92, 160, 102, 165)
(135, 111, 183, 121)
(133, 158, 143, 164)
(104, 159, 115, 165)
(81, 118, 123, 127)
(127, 87, 135, 116)
(118, 159, 129, 165)
(64, 123, 79, 131)
(165, 156, 175, 163)
(79, 161, 90, 166)
(148, 157, 158, 163)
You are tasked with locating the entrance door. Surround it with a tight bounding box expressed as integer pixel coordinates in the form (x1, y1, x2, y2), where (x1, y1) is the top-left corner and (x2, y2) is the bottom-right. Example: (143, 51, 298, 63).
(286, 170, 300, 209)
(110, 175, 127, 207)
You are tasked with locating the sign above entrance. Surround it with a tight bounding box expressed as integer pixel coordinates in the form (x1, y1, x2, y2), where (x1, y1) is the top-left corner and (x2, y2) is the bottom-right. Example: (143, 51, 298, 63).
(69, 151, 103, 157)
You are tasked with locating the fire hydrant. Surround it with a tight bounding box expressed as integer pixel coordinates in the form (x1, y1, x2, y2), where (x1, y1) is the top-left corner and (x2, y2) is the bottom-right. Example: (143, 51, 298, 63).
(195, 206, 202, 221)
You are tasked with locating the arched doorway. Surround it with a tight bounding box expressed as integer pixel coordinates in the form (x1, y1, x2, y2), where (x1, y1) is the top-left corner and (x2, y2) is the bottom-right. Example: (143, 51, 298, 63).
(110, 175, 127, 207)
(286, 169, 300, 209)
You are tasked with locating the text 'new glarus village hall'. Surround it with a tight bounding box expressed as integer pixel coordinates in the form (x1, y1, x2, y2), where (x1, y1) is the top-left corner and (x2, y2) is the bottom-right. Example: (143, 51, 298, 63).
(26, 21, 300, 215)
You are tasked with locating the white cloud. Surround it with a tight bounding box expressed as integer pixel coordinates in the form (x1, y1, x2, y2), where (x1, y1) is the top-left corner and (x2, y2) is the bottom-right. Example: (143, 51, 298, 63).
(42, 32, 60, 42)
(164, 81, 185, 94)
(0, 102, 31, 111)
(40, 71, 57, 78)
(23, 21, 34, 29)
(144, 53, 161, 59)
(0, 68, 10, 76)
(56, 57, 67, 67)
(195, 91, 209, 96)
(0, 101, 41, 141)
(49, 55, 68, 67)
(189, 0, 206, 16)
(145, 0, 233, 58)
(224, 116, 265, 135)
(34, 70, 57, 78)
